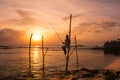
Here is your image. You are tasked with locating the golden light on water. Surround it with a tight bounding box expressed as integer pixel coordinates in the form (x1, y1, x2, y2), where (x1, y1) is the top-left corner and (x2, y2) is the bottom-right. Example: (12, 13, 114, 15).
(32, 48, 41, 64)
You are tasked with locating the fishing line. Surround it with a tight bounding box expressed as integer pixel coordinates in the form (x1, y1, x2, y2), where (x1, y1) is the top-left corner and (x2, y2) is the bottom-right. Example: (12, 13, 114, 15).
(50, 27, 63, 43)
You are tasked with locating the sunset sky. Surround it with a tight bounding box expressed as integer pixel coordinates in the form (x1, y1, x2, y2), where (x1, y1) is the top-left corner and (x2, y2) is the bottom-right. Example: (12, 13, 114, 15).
(0, 0, 120, 46)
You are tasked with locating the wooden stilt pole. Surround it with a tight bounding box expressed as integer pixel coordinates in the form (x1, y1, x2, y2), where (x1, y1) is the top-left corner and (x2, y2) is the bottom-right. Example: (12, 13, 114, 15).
(42, 35, 45, 76)
(75, 35, 78, 70)
(69, 14, 72, 40)
(28, 33, 33, 76)
(66, 14, 72, 74)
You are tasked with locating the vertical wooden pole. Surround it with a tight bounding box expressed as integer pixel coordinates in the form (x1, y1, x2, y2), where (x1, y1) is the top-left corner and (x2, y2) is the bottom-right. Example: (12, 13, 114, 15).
(29, 33, 33, 71)
(66, 55, 69, 73)
(75, 35, 78, 69)
(66, 14, 72, 73)
(69, 14, 72, 40)
(42, 35, 45, 75)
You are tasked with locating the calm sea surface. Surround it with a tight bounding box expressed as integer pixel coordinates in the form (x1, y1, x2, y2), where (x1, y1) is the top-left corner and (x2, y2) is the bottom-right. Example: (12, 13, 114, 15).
(0, 47, 120, 79)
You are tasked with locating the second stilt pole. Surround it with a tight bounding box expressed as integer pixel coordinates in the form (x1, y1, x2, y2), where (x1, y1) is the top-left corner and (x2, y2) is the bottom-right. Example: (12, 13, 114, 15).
(29, 33, 33, 71)
(66, 14, 72, 73)
(75, 35, 78, 70)
(42, 35, 45, 76)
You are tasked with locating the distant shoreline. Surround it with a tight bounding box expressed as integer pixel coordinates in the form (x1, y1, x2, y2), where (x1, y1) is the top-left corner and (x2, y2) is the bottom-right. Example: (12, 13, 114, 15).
(0, 45, 93, 49)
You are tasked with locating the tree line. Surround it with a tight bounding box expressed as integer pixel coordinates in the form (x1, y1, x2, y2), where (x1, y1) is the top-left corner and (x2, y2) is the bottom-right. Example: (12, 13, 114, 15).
(104, 39, 120, 54)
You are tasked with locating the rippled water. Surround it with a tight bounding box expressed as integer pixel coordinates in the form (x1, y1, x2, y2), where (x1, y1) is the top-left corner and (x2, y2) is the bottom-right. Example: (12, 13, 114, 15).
(0, 47, 119, 79)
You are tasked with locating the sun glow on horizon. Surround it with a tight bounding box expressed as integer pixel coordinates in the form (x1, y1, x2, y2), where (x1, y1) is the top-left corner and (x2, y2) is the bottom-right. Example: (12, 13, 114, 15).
(32, 34, 41, 41)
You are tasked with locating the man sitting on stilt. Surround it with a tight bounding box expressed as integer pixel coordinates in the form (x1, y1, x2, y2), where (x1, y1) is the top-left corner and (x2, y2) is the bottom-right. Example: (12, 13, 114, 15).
(62, 34, 71, 54)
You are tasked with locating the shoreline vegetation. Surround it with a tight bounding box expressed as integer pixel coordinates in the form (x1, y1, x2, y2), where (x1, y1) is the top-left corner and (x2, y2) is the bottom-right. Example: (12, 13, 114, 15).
(0, 68, 120, 80)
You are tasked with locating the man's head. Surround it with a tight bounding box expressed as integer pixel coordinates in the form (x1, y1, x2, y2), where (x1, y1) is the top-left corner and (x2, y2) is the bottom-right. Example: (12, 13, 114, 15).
(66, 34, 69, 38)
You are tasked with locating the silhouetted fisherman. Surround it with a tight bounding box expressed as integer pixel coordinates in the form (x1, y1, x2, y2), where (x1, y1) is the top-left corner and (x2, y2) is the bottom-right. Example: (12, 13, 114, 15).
(62, 34, 71, 54)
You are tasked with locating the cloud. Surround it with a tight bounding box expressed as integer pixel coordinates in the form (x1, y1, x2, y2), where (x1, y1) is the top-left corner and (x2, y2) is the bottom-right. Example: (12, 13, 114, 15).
(91, 0, 120, 4)
(62, 10, 95, 20)
(0, 28, 26, 45)
(15, 9, 40, 25)
(80, 21, 119, 28)
(0, 8, 51, 29)
(74, 20, 120, 34)
(0, 8, 40, 27)
(0, 8, 53, 29)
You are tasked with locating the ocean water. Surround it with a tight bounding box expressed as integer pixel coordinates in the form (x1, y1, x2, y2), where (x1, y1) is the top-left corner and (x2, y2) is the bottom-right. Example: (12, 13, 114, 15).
(0, 47, 119, 79)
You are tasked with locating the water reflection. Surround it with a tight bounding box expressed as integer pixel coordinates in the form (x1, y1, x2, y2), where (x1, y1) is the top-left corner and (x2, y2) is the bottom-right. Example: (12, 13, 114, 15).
(32, 48, 40, 64)
(104, 51, 120, 56)
(1, 48, 120, 79)
(26, 48, 42, 79)
(32, 48, 42, 70)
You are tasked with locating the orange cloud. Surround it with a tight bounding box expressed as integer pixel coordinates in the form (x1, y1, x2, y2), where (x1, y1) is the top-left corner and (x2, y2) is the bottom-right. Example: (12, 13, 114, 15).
(0, 28, 26, 45)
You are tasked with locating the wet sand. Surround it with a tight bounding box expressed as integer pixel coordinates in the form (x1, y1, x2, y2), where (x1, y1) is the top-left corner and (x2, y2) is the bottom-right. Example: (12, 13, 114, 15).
(105, 58, 120, 71)
(1, 68, 120, 80)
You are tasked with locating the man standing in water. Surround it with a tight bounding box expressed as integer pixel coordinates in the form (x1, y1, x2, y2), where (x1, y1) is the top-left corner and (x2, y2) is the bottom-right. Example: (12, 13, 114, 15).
(62, 34, 71, 54)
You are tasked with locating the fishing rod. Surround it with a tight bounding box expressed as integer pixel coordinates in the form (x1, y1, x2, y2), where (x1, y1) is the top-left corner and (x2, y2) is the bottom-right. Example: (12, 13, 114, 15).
(51, 27, 63, 43)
